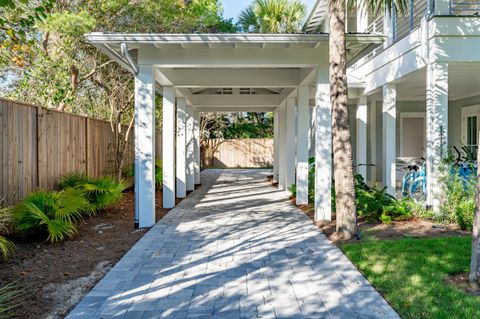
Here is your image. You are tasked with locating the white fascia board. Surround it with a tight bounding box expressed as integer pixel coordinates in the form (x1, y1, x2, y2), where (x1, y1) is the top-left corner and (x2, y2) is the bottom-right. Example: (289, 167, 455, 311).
(86, 33, 330, 46)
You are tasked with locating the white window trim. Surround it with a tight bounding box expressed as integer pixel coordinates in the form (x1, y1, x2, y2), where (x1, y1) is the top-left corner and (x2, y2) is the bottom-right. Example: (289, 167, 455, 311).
(461, 105, 480, 145)
(399, 112, 426, 158)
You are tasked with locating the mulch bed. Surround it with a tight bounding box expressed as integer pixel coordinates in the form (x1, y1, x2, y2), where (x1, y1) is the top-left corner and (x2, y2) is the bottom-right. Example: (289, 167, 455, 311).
(0, 190, 176, 319)
(294, 198, 470, 243)
(444, 273, 480, 296)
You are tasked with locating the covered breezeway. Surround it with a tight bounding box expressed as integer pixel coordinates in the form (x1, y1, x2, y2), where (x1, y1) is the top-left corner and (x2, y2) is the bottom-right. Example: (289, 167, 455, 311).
(86, 32, 383, 228)
(66, 169, 399, 319)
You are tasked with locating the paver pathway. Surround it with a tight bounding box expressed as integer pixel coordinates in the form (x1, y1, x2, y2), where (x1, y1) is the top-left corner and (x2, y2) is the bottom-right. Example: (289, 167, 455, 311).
(67, 169, 399, 319)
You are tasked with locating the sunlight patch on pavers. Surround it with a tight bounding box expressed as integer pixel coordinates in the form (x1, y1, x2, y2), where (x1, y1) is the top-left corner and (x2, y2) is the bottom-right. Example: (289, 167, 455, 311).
(67, 169, 399, 319)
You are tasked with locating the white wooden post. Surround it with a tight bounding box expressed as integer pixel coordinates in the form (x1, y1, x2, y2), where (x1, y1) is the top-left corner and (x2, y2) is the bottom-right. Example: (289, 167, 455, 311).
(186, 106, 195, 191)
(369, 97, 377, 183)
(315, 72, 331, 221)
(194, 110, 201, 185)
(286, 96, 296, 192)
(383, 84, 397, 195)
(273, 110, 280, 181)
(176, 97, 187, 198)
(296, 86, 309, 204)
(278, 101, 287, 190)
(426, 62, 448, 209)
(134, 65, 156, 228)
(163, 86, 176, 209)
(356, 95, 368, 179)
(384, 7, 394, 47)
(356, 4, 368, 32)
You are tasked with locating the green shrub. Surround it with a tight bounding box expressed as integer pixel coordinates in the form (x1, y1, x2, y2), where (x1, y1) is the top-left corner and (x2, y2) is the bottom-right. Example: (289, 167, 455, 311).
(11, 188, 87, 243)
(382, 199, 414, 223)
(126, 158, 163, 187)
(438, 165, 476, 230)
(59, 172, 128, 214)
(301, 158, 413, 223)
(0, 282, 22, 319)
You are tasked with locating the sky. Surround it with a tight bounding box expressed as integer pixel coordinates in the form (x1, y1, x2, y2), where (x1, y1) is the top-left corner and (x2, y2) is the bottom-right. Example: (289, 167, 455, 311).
(220, 0, 317, 22)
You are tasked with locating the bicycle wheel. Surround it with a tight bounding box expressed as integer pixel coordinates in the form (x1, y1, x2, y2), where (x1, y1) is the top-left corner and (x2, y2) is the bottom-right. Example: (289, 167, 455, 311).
(409, 176, 426, 203)
(402, 173, 414, 198)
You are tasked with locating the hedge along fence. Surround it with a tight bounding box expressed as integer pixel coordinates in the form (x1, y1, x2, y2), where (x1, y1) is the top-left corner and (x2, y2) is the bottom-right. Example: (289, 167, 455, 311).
(202, 138, 273, 168)
(0, 98, 162, 206)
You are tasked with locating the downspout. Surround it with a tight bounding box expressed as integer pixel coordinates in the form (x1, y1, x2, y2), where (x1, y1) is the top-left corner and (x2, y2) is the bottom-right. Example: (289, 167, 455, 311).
(120, 42, 138, 75)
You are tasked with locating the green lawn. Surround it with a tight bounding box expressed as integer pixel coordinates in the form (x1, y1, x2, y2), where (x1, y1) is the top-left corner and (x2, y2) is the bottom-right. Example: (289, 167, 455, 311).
(342, 237, 480, 319)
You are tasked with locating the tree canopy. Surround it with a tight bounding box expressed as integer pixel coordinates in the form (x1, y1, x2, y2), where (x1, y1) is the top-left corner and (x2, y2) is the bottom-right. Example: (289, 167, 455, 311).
(238, 0, 306, 33)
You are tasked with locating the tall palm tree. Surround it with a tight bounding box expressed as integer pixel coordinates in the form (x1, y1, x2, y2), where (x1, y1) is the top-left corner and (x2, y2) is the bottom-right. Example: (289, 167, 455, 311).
(238, 0, 306, 33)
(330, 0, 407, 239)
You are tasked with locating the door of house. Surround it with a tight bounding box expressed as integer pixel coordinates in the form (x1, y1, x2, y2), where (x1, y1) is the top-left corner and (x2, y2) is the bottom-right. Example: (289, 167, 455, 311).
(400, 113, 426, 158)
(462, 105, 480, 156)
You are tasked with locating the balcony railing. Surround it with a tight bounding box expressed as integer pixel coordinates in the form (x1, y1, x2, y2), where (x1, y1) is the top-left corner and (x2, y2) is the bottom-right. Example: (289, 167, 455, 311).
(450, 0, 480, 15)
(366, 14, 384, 34)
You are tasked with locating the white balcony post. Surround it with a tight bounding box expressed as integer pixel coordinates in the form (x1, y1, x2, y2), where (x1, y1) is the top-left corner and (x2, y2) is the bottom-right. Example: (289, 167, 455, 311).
(356, 96, 368, 179)
(286, 96, 296, 192)
(134, 65, 156, 228)
(296, 86, 309, 204)
(315, 71, 331, 221)
(186, 106, 195, 191)
(384, 7, 394, 46)
(357, 4, 369, 32)
(163, 86, 176, 209)
(383, 84, 397, 196)
(426, 62, 448, 210)
(176, 97, 187, 198)
(369, 97, 377, 183)
(193, 110, 201, 185)
(273, 110, 280, 181)
(278, 101, 287, 190)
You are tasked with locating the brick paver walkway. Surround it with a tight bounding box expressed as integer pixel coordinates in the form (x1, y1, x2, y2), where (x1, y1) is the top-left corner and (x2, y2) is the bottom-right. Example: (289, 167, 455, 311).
(67, 169, 399, 319)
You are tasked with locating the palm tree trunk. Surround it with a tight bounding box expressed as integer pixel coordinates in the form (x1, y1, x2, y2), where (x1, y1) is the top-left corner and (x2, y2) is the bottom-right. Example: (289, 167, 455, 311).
(329, 0, 358, 239)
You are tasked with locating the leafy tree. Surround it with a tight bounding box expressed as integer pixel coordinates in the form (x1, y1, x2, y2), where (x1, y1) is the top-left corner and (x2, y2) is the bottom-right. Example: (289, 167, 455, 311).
(329, 0, 407, 239)
(238, 0, 306, 33)
(1, 0, 235, 178)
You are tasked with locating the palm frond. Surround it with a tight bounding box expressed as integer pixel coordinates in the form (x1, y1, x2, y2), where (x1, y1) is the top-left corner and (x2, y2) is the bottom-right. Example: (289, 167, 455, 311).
(58, 171, 89, 189)
(0, 236, 14, 259)
(0, 282, 23, 318)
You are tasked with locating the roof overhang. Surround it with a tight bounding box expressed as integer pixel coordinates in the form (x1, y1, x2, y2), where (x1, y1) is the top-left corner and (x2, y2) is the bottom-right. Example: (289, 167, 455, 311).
(86, 32, 385, 73)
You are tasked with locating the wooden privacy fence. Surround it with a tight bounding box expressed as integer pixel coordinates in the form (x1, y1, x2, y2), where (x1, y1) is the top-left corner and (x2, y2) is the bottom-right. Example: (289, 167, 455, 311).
(202, 138, 273, 168)
(0, 98, 162, 206)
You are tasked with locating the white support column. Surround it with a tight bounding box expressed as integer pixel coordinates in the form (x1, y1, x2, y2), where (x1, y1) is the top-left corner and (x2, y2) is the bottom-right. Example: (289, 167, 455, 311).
(176, 97, 187, 198)
(356, 96, 368, 179)
(186, 107, 195, 191)
(383, 84, 397, 196)
(193, 110, 201, 186)
(315, 71, 331, 221)
(285, 97, 296, 192)
(426, 62, 448, 210)
(134, 65, 156, 228)
(296, 86, 309, 204)
(278, 102, 287, 190)
(163, 86, 176, 209)
(369, 97, 377, 183)
(273, 110, 280, 181)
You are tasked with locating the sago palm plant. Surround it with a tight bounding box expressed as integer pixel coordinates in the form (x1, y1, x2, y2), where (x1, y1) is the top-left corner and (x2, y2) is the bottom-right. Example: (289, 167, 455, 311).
(11, 188, 87, 243)
(59, 172, 128, 214)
